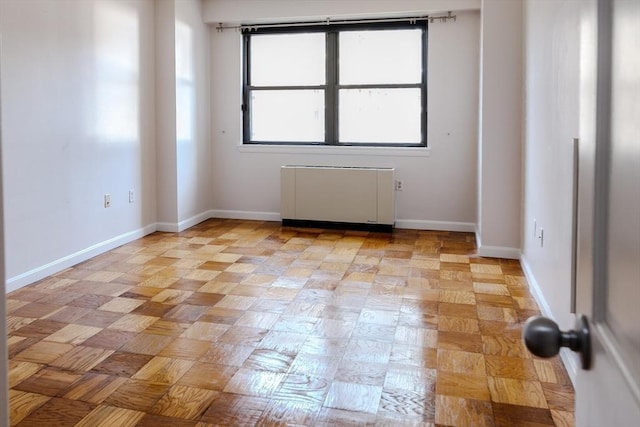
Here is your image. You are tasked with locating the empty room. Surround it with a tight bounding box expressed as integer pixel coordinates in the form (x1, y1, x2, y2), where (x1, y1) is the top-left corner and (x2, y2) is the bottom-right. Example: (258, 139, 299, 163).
(0, 0, 638, 426)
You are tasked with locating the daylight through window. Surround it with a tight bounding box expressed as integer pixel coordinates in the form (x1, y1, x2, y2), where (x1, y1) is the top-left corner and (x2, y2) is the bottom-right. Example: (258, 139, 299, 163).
(242, 22, 427, 147)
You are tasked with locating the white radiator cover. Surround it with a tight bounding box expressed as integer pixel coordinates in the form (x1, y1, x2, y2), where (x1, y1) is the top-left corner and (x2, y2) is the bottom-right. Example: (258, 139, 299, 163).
(281, 166, 395, 226)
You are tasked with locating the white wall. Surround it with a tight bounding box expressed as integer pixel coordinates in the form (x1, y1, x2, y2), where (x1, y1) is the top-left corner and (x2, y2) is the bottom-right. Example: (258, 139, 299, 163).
(175, 0, 213, 226)
(156, 0, 213, 232)
(155, 0, 179, 226)
(521, 0, 580, 337)
(476, 0, 523, 258)
(0, 30, 9, 426)
(203, 0, 480, 24)
(208, 3, 481, 230)
(0, 0, 158, 290)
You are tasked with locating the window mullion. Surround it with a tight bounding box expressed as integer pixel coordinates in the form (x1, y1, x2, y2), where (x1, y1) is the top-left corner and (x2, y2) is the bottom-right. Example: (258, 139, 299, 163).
(326, 31, 338, 145)
(422, 23, 428, 147)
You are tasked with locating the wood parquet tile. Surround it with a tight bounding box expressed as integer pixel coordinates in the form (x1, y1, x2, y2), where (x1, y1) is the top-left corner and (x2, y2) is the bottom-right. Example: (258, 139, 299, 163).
(6, 219, 574, 426)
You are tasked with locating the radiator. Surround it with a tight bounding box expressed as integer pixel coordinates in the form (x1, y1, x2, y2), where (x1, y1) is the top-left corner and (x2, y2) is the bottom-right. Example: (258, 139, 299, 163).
(281, 166, 395, 229)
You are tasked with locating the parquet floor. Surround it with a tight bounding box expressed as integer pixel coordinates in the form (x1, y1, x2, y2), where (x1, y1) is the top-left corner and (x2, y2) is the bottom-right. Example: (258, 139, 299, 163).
(6, 219, 574, 426)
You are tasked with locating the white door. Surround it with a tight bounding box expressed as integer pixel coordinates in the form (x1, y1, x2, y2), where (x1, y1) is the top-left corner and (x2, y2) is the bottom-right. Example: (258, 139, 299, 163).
(524, 0, 640, 424)
(575, 0, 640, 424)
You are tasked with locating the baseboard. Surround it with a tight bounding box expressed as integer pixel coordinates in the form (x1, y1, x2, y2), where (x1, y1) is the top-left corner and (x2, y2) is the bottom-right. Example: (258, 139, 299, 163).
(206, 214, 475, 232)
(155, 222, 179, 233)
(207, 214, 473, 233)
(477, 245, 521, 259)
(474, 229, 521, 259)
(559, 347, 579, 386)
(520, 256, 555, 318)
(6, 224, 157, 293)
(156, 211, 213, 233)
(520, 255, 578, 385)
(209, 209, 281, 222)
(395, 219, 476, 232)
(177, 211, 213, 231)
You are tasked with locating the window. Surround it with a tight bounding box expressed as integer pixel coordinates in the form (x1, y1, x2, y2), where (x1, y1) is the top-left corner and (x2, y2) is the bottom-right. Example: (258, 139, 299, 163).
(242, 22, 427, 147)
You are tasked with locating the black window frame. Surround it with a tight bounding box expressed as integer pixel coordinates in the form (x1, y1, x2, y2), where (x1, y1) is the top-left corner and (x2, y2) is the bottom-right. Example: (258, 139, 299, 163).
(242, 21, 428, 147)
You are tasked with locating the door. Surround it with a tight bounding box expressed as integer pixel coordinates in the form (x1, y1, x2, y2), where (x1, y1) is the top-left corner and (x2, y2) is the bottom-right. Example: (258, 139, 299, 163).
(575, 0, 640, 424)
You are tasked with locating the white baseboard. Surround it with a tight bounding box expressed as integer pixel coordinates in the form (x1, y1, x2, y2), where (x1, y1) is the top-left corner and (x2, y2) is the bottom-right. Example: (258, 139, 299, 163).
(207, 215, 478, 234)
(559, 347, 579, 386)
(520, 255, 578, 385)
(520, 256, 555, 318)
(6, 224, 157, 293)
(156, 211, 213, 233)
(477, 245, 521, 259)
(155, 222, 179, 233)
(474, 229, 521, 259)
(207, 214, 479, 235)
(210, 209, 281, 222)
(395, 219, 476, 232)
(5, 210, 276, 292)
(177, 211, 213, 231)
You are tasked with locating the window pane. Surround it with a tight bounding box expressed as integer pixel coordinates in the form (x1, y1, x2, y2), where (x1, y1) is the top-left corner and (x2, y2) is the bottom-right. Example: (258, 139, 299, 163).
(251, 90, 324, 142)
(250, 33, 325, 86)
(339, 88, 422, 144)
(339, 29, 422, 85)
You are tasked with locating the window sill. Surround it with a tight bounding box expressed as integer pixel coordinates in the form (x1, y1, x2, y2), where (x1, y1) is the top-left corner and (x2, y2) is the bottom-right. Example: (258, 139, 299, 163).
(237, 144, 431, 157)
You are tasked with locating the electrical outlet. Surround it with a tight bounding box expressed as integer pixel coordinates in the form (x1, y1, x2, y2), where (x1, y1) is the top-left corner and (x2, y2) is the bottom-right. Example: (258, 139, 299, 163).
(538, 228, 544, 247)
(129, 189, 134, 203)
(104, 194, 111, 208)
(395, 180, 404, 191)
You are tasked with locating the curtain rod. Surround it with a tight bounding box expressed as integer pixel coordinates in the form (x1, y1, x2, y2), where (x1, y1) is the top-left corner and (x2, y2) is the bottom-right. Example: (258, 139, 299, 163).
(216, 11, 456, 32)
